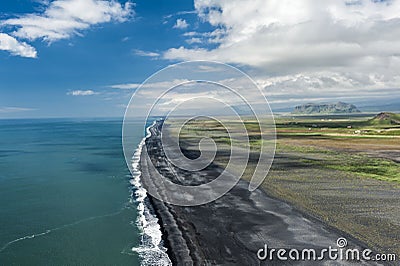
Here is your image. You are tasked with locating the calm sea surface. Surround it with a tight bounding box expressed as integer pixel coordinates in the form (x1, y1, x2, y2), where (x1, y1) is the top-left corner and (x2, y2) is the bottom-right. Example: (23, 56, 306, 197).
(0, 118, 144, 265)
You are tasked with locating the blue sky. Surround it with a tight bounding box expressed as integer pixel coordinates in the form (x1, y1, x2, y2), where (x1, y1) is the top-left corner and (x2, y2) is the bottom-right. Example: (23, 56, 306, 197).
(1, 0, 400, 118)
(0, 0, 199, 118)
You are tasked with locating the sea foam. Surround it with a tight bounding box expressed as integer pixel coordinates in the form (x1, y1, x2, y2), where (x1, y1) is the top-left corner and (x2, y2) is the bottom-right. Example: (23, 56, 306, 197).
(130, 122, 172, 266)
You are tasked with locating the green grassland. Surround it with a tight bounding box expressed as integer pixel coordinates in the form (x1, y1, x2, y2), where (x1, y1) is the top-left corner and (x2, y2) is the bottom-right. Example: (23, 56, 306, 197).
(279, 143, 400, 183)
(170, 112, 400, 255)
(175, 112, 400, 184)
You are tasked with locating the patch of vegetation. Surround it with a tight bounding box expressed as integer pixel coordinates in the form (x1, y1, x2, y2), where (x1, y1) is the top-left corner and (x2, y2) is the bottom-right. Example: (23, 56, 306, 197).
(277, 143, 336, 154)
(244, 122, 261, 132)
(325, 155, 400, 183)
(215, 136, 231, 145)
(368, 112, 400, 126)
(280, 144, 400, 183)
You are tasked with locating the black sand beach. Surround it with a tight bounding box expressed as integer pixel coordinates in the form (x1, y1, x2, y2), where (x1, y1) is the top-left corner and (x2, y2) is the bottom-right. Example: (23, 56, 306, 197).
(140, 121, 385, 265)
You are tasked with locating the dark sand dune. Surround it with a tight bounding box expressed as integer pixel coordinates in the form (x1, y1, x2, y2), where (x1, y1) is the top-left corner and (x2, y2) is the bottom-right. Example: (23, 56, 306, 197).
(141, 122, 384, 265)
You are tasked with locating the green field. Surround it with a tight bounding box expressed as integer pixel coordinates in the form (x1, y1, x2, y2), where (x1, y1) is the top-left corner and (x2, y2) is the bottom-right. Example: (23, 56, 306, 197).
(175, 112, 400, 183)
(170, 112, 400, 255)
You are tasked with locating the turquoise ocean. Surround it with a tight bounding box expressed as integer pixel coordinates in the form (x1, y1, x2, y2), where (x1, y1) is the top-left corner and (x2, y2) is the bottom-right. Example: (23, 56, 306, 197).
(0, 118, 170, 265)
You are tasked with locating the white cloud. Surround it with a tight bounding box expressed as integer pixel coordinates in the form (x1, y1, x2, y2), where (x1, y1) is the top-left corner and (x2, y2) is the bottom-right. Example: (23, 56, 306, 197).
(67, 90, 98, 96)
(2, 0, 134, 42)
(0, 106, 36, 113)
(110, 79, 190, 91)
(110, 83, 140, 90)
(164, 10, 197, 20)
(133, 49, 160, 57)
(166, 0, 400, 71)
(182, 31, 197, 37)
(173, 18, 189, 29)
(0, 33, 37, 58)
(186, 37, 202, 44)
(163, 0, 400, 103)
(182, 29, 225, 43)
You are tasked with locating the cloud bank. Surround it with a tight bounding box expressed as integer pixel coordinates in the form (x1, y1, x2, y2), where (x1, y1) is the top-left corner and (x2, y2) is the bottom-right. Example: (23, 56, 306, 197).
(164, 0, 400, 105)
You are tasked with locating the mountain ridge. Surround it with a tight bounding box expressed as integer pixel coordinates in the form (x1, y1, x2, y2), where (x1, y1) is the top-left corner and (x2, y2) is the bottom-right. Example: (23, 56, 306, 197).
(293, 102, 361, 114)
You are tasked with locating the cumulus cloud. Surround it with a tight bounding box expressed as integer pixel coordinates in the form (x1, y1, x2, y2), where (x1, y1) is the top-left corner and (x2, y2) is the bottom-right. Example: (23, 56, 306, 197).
(173, 18, 189, 29)
(0, 0, 133, 57)
(67, 90, 98, 96)
(166, 0, 400, 71)
(0, 33, 37, 58)
(133, 49, 160, 57)
(164, 0, 400, 104)
(3, 0, 134, 42)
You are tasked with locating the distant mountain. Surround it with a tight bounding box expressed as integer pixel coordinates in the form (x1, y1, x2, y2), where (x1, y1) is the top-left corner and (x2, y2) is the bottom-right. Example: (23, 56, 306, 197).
(293, 102, 361, 114)
(368, 112, 400, 125)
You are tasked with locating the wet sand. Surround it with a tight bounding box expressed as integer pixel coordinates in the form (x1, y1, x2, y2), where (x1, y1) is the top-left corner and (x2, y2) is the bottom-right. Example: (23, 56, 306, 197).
(140, 121, 384, 265)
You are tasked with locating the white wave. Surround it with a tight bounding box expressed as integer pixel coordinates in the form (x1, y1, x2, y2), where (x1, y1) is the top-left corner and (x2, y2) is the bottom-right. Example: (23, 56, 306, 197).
(130, 121, 172, 266)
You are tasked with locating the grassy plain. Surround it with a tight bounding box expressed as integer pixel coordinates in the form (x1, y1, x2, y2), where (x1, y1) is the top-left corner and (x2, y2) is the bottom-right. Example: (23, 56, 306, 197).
(169, 112, 400, 255)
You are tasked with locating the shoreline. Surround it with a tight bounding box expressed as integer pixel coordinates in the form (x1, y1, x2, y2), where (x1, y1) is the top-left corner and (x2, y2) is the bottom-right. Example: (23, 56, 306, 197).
(141, 121, 197, 264)
(146, 196, 176, 265)
(141, 121, 387, 265)
(131, 123, 172, 266)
